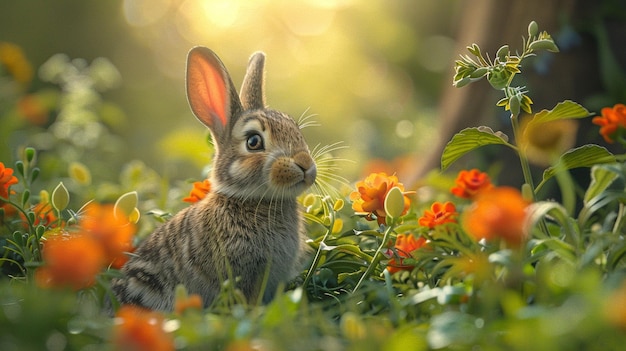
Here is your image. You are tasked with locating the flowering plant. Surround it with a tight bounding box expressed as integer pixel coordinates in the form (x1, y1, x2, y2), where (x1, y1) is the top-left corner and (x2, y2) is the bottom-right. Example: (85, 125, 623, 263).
(2, 20, 626, 351)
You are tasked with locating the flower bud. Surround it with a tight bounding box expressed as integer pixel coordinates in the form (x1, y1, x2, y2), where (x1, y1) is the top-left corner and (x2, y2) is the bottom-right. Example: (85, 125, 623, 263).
(51, 182, 69, 212)
(508, 94, 521, 117)
(25, 147, 36, 163)
(114, 191, 138, 220)
(333, 198, 344, 211)
(528, 21, 539, 38)
(384, 187, 406, 220)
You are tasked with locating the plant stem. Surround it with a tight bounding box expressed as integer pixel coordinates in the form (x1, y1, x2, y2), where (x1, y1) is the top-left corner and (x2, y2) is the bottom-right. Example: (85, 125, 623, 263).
(510, 113, 551, 238)
(303, 197, 335, 290)
(510, 113, 536, 200)
(352, 220, 395, 294)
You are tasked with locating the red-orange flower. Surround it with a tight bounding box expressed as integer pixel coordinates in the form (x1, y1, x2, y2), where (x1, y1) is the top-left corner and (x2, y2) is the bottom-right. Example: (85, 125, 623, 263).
(451, 169, 493, 199)
(463, 187, 529, 247)
(80, 203, 135, 269)
(36, 233, 106, 290)
(31, 201, 58, 227)
(350, 172, 411, 225)
(183, 179, 211, 203)
(418, 202, 458, 229)
(114, 305, 175, 351)
(0, 162, 18, 200)
(592, 103, 626, 143)
(387, 233, 427, 274)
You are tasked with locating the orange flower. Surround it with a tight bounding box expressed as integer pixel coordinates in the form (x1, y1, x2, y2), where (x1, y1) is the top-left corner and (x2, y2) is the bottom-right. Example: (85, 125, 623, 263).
(183, 179, 211, 203)
(0, 162, 18, 200)
(114, 305, 175, 351)
(36, 233, 106, 290)
(31, 201, 58, 227)
(418, 202, 458, 229)
(18, 94, 50, 126)
(451, 169, 493, 199)
(174, 293, 203, 315)
(350, 172, 411, 225)
(387, 233, 427, 274)
(80, 203, 135, 269)
(592, 103, 626, 143)
(605, 281, 626, 330)
(463, 187, 529, 247)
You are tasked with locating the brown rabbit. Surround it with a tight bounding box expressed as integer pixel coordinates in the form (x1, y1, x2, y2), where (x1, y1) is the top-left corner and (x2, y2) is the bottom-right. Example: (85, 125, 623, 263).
(111, 47, 317, 311)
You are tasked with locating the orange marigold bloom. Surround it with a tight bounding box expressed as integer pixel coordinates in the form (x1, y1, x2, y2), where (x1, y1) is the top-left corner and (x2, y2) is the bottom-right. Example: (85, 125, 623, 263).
(0, 162, 18, 200)
(463, 187, 529, 247)
(183, 179, 211, 203)
(31, 201, 58, 227)
(36, 233, 106, 290)
(592, 103, 626, 144)
(387, 233, 427, 274)
(80, 203, 135, 269)
(114, 305, 175, 351)
(350, 172, 411, 225)
(451, 169, 494, 199)
(418, 201, 458, 229)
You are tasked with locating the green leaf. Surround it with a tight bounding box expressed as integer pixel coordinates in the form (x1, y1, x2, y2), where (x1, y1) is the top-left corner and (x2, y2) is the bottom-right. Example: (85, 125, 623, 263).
(527, 100, 591, 130)
(441, 127, 511, 171)
(542, 145, 615, 184)
(584, 164, 621, 205)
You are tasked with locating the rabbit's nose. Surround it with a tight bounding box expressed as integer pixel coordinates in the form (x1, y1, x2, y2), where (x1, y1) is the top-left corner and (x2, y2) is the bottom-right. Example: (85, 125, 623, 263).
(293, 151, 316, 186)
(303, 164, 317, 186)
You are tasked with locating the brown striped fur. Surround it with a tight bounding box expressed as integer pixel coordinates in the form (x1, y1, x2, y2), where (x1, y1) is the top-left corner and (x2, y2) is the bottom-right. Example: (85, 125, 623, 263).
(111, 47, 316, 311)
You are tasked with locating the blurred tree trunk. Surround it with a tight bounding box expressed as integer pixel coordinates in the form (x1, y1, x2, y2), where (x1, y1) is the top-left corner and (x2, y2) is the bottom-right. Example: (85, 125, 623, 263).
(407, 0, 625, 187)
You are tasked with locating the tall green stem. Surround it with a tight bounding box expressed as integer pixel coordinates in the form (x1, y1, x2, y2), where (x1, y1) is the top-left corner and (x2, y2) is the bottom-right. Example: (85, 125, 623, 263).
(352, 220, 395, 294)
(510, 113, 536, 201)
(510, 113, 551, 238)
(303, 197, 336, 290)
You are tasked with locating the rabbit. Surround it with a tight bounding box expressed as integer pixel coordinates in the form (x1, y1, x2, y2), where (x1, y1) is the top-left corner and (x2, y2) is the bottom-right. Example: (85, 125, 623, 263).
(111, 47, 317, 311)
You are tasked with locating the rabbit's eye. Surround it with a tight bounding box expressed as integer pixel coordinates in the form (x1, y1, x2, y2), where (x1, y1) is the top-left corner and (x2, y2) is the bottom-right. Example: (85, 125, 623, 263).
(246, 133, 264, 151)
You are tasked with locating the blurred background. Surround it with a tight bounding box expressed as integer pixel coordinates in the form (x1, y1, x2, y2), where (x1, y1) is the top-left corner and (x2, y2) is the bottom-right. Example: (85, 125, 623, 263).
(1, 0, 625, 192)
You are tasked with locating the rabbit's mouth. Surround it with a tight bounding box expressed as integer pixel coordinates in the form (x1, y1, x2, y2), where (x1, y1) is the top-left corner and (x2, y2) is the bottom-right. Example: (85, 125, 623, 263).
(269, 153, 316, 194)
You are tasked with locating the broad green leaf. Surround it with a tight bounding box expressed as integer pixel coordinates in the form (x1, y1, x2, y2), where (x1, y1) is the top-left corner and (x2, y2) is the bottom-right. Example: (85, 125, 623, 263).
(441, 127, 511, 171)
(583, 164, 621, 204)
(526, 100, 591, 131)
(542, 145, 615, 183)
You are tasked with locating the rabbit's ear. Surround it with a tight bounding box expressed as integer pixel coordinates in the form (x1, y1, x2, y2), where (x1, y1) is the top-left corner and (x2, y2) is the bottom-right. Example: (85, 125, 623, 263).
(240, 52, 266, 110)
(186, 47, 242, 136)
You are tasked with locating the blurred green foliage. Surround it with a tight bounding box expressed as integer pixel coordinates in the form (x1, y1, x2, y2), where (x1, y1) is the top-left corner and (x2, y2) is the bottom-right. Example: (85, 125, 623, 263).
(1, 0, 460, 182)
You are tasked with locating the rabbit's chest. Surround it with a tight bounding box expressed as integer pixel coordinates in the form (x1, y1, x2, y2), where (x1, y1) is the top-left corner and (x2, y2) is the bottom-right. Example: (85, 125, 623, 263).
(205, 195, 302, 259)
